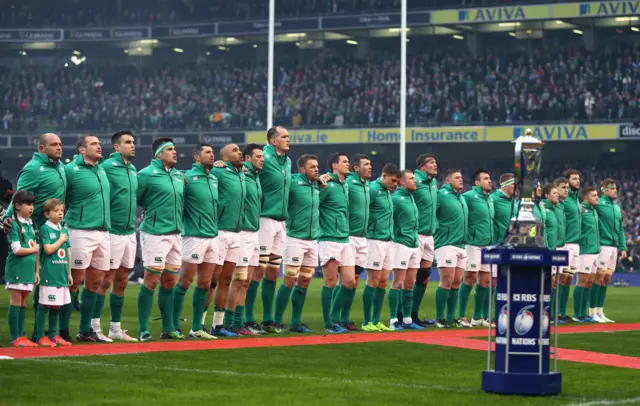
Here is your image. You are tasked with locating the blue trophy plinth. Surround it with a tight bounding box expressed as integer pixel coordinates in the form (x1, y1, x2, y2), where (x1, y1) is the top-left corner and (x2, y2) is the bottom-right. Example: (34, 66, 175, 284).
(480, 247, 568, 396)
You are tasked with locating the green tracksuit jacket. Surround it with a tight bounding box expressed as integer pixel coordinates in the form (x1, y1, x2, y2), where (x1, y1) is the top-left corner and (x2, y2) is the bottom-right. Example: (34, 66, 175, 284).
(366, 179, 394, 242)
(434, 183, 468, 250)
(102, 153, 138, 236)
(555, 201, 567, 247)
(579, 202, 600, 255)
(564, 189, 582, 244)
(259, 144, 292, 221)
(319, 173, 349, 243)
(413, 169, 438, 237)
(242, 162, 262, 232)
(346, 172, 370, 238)
(533, 199, 559, 250)
(392, 187, 419, 248)
(182, 163, 219, 238)
(5, 152, 67, 228)
(462, 186, 494, 247)
(64, 154, 111, 231)
(286, 173, 320, 240)
(490, 190, 518, 245)
(137, 159, 185, 235)
(212, 162, 246, 232)
(596, 195, 627, 252)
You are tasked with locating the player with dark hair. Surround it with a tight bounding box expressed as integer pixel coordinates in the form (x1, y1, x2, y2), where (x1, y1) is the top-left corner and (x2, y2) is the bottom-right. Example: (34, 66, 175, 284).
(534, 183, 560, 319)
(459, 169, 494, 328)
(65, 135, 112, 342)
(594, 179, 626, 323)
(409, 154, 438, 326)
(273, 154, 320, 332)
(172, 143, 218, 340)
(574, 187, 600, 323)
(362, 163, 400, 332)
(91, 131, 138, 342)
(434, 169, 468, 328)
(258, 127, 292, 333)
(552, 177, 569, 322)
(344, 154, 372, 329)
(561, 169, 582, 322)
(136, 137, 185, 341)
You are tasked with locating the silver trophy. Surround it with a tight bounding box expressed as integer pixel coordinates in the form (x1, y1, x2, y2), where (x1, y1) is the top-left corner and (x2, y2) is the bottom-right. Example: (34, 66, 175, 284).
(507, 128, 546, 248)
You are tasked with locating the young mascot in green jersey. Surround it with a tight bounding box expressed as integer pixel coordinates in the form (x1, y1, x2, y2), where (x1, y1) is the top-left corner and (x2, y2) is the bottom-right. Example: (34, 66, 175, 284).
(136, 137, 185, 341)
(92, 131, 139, 342)
(594, 179, 627, 323)
(5, 190, 40, 347)
(274, 154, 321, 333)
(35, 198, 73, 347)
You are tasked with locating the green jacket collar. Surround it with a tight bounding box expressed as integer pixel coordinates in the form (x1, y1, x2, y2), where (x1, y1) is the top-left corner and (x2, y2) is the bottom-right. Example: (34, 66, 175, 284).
(395, 187, 411, 196)
(497, 189, 512, 200)
(442, 183, 461, 195)
(32, 152, 61, 166)
(569, 189, 580, 201)
(150, 158, 177, 173)
(581, 201, 594, 211)
(347, 172, 367, 185)
(328, 172, 344, 184)
(244, 161, 260, 174)
(601, 195, 616, 205)
(375, 178, 389, 191)
(472, 185, 488, 196)
(264, 144, 287, 161)
(109, 152, 131, 167)
(73, 153, 103, 168)
(298, 173, 316, 185)
(223, 161, 243, 173)
(415, 169, 435, 183)
(541, 199, 556, 209)
(190, 163, 210, 175)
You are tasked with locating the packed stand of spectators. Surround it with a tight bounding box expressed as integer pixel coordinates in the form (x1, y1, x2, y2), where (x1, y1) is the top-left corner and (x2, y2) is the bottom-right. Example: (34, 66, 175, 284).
(2, 40, 640, 133)
(0, 0, 580, 27)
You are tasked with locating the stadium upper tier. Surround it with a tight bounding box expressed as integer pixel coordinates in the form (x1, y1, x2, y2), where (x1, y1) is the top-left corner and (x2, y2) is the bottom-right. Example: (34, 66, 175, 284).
(0, 0, 581, 27)
(1, 39, 638, 133)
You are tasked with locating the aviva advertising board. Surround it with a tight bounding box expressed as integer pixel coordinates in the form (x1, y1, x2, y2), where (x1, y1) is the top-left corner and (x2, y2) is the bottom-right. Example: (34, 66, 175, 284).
(246, 124, 618, 144)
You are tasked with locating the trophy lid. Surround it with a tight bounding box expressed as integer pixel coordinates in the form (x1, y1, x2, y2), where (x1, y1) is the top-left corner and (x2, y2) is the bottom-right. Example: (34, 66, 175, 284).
(513, 128, 545, 150)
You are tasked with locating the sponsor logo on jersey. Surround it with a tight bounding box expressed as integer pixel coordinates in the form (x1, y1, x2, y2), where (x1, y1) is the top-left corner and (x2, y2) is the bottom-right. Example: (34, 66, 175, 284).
(74, 259, 83, 265)
(48, 294, 56, 301)
(154, 256, 163, 263)
(401, 261, 407, 266)
(191, 254, 199, 260)
(57, 248, 65, 258)
(373, 261, 380, 267)
(292, 257, 300, 263)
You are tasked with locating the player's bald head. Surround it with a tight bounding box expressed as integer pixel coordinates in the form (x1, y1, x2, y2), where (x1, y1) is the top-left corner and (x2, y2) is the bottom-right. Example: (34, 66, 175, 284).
(221, 143, 243, 166)
(38, 133, 58, 147)
(219, 144, 233, 160)
(37, 133, 63, 161)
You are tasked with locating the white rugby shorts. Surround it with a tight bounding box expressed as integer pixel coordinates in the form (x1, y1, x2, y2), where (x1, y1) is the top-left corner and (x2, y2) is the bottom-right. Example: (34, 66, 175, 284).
(39, 286, 71, 306)
(140, 232, 182, 268)
(182, 236, 220, 265)
(284, 237, 318, 268)
(598, 246, 618, 271)
(418, 234, 435, 262)
(349, 236, 368, 268)
(318, 241, 355, 267)
(240, 231, 260, 267)
(465, 245, 491, 273)
(392, 243, 421, 270)
(69, 228, 110, 271)
(365, 239, 393, 271)
(258, 217, 286, 257)
(578, 254, 599, 275)
(218, 230, 243, 265)
(435, 245, 467, 269)
(109, 233, 137, 269)
(563, 243, 580, 272)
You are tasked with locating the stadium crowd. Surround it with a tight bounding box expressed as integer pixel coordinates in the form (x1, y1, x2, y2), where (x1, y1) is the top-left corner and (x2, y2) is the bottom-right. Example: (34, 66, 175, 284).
(0, 0, 580, 27)
(2, 41, 639, 133)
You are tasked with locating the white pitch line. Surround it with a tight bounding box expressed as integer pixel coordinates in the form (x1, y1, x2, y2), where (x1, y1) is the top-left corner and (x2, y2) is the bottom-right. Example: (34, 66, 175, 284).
(27, 358, 477, 393)
(565, 397, 640, 406)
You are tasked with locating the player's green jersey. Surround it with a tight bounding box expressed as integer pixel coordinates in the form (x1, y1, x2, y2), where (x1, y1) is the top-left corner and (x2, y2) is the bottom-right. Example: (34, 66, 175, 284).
(564, 189, 582, 244)
(462, 186, 494, 247)
(242, 162, 262, 232)
(39, 222, 70, 287)
(319, 173, 349, 243)
(366, 179, 394, 242)
(434, 184, 468, 250)
(392, 187, 419, 248)
(5, 217, 37, 284)
(533, 199, 559, 250)
(346, 172, 370, 238)
(579, 202, 600, 255)
(182, 163, 219, 238)
(413, 169, 438, 236)
(555, 201, 567, 247)
(137, 159, 185, 235)
(596, 195, 627, 251)
(286, 173, 320, 241)
(490, 190, 518, 245)
(259, 144, 292, 221)
(212, 162, 246, 232)
(4, 152, 67, 228)
(64, 154, 111, 231)
(102, 152, 138, 236)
